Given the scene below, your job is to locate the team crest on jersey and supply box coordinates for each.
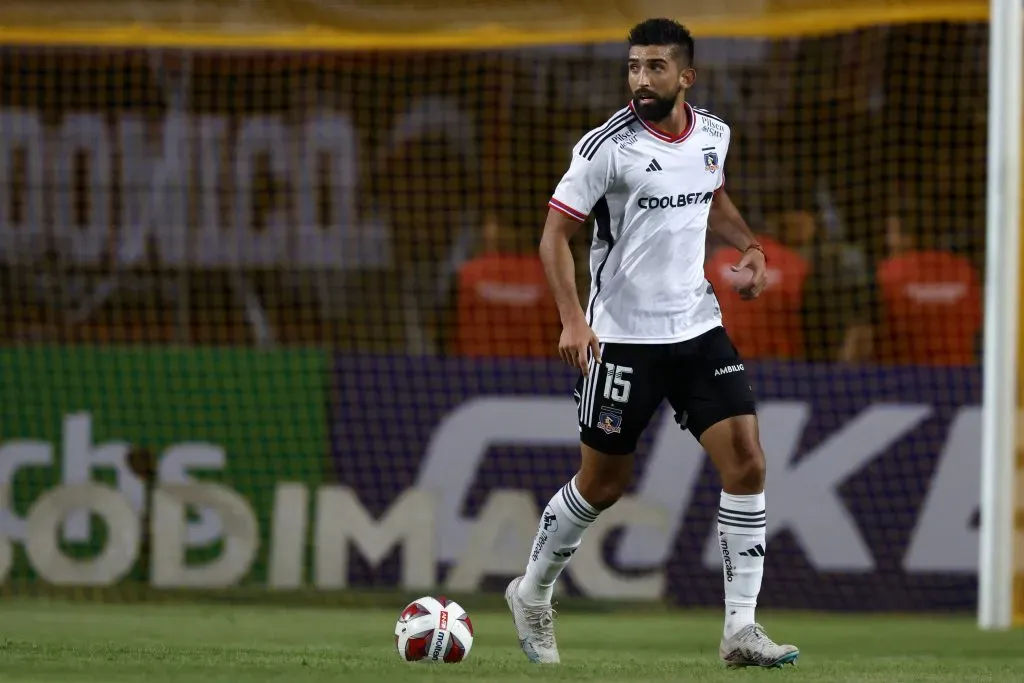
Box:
[704,151,719,173]
[597,410,623,435]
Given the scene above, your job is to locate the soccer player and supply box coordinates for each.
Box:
[505,18,800,668]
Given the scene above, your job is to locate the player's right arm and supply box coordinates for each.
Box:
[539,209,597,373]
[540,131,616,373]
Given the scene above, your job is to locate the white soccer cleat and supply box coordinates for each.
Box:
[505,576,561,664]
[719,623,799,668]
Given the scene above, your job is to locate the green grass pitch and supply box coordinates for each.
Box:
[1,600,1023,682]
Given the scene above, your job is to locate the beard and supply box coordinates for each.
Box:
[632,89,679,122]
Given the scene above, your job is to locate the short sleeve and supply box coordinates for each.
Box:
[714,128,731,192]
[548,136,615,222]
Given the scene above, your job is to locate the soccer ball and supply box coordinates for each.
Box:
[394,596,474,663]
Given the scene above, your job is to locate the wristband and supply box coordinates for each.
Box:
[744,243,765,262]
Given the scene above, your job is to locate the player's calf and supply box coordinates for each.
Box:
[517,446,628,607]
[510,449,625,664]
[517,475,601,607]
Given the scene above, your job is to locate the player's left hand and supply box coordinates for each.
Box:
[732,246,768,300]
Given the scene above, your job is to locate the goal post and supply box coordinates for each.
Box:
[979,0,1023,631]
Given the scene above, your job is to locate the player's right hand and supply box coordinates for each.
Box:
[559,321,601,374]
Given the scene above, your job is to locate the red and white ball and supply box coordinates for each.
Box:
[394,596,475,663]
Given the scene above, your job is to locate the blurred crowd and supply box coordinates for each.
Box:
[0,24,990,364]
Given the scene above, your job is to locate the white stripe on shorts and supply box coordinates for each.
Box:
[583,343,605,427]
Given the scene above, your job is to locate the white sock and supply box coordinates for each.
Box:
[518,475,600,606]
[717,491,766,639]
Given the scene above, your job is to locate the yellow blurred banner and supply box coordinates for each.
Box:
[0,0,989,49]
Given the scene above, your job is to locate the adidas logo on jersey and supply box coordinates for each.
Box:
[645,158,663,172]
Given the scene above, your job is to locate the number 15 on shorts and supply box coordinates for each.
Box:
[603,363,633,404]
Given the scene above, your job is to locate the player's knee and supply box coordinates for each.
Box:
[727,443,765,493]
[574,467,631,510]
[701,415,766,493]
[577,443,634,509]
[576,478,629,509]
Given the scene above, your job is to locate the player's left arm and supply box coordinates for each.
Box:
[708,187,768,300]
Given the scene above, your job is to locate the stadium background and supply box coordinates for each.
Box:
[0,0,1020,625]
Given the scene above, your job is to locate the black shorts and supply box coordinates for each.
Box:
[573,326,757,455]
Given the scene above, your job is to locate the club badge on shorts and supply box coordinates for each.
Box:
[597,409,623,435]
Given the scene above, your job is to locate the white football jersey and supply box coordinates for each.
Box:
[549,101,729,343]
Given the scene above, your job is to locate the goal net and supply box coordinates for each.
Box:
[0,3,1015,619]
